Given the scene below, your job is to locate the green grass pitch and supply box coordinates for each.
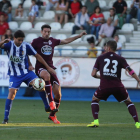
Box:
[0,99,140,140]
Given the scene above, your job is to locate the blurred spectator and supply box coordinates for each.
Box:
[0,14,9,36]
[72,6,89,34]
[15,3,24,18]
[0,0,12,22]
[87,36,97,57]
[98,18,114,47]
[126,0,140,25]
[46,0,58,11]
[55,0,68,24]
[108,8,120,37]
[88,6,104,39]
[1,29,13,41]
[113,0,127,28]
[114,34,122,55]
[85,0,99,16]
[101,42,107,54]
[65,0,82,23]
[28,0,39,27]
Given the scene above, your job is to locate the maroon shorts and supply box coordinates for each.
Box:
[36,68,60,86]
[94,87,128,102]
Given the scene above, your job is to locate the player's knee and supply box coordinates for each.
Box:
[92,96,99,102]
[43,74,50,81]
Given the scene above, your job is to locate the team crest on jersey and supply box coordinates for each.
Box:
[55,58,80,86]
[48,40,52,45]
[41,45,52,55]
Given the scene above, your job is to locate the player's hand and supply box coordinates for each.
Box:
[28,65,35,71]
[79,31,87,37]
[47,67,56,75]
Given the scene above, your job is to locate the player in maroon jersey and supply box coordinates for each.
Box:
[87,40,140,128]
[31,24,87,124]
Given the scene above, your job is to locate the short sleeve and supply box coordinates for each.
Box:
[27,44,37,56]
[31,39,37,51]
[123,1,127,7]
[94,57,100,70]
[100,13,104,18]
[3,41,11,51]
[121,57,129,69]
[53,38,61,46]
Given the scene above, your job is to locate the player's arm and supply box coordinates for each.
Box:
[0,39,10,48]
[34,53,56,75]
[126,67,140,85]
[28,56,35,71]
[60,31,87,45]
[91,68,100,79]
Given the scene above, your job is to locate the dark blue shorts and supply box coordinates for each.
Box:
[9,71,38,89]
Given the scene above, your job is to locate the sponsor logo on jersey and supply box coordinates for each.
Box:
[41,45,52,55]
[10,56,23,63]
[55,58,80,86]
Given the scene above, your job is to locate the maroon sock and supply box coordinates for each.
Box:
[91,101,99,120]
[45,81,53,103]
[126,102,139,122]
[50,98,61,117]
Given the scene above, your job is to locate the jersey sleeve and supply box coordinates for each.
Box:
[27,44,37,56]
[93,57,100,70]
[53,38,61,46]
[31,39,37,51]
[3,41,11,51]
[121,57,129,69]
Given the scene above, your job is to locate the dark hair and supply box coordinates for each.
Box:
[106,40,117,51]
[94,6,101,14]
[87,36,95,44]
[18,3,23,8]
[14,30,25,38]
[41,24,51,31]
[59,0,67,5]
[81,5,87,9]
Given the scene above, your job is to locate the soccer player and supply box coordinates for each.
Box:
[87,40,140,128]
[31,24,87,124]
[0,30,56,124]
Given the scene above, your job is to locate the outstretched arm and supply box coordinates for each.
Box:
[34,53,56,75]
[126,67,140,86]
[60,31,87,45]
[91,68,100,79]
[0,39,10,48]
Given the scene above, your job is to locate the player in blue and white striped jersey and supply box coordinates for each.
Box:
[0,30,56,124]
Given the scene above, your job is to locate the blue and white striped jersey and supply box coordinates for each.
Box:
[4,41,37,76]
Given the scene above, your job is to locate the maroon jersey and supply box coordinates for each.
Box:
[94,52,129,89]
[31,37,60,70]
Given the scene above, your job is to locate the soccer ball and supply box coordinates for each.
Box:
[33,78,45,91]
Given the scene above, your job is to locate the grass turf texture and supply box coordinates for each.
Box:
[0,99,140,140]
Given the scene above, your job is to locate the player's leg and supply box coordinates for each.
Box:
[48,76,61,124]
[124,96,140,128]
[113,87,140,128]
[2,88,18,124]
[39,69,56,111]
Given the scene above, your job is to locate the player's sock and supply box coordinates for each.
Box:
[39,91,49,109]
[45,81,54,102]
[91,101,99,119]
[126,102,139,122]
[4,99,13,120]
[49,98,60,116]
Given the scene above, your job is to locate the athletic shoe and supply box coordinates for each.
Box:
[49,101,56,110]
[2,119,8,124]
[87,119,99,127]
[135,122,140,128]
[48,116,61,124]
[45,107,59,113]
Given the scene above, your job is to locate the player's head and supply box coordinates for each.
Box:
[106,40,117,52]
[14,30,25,46]
[41,24,51,39]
